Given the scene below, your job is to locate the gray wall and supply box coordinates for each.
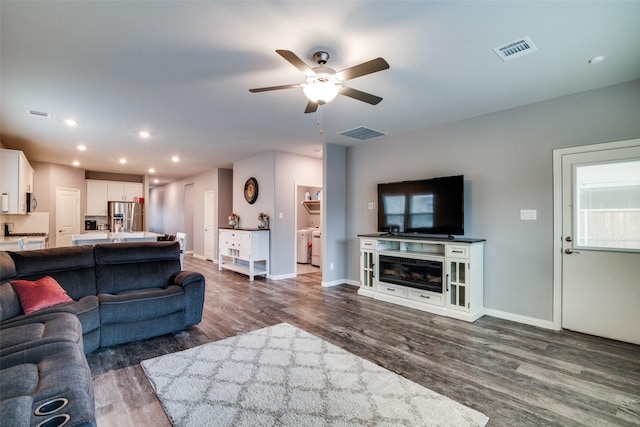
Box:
[346,80,640,322]
[233,151,322,278]
[323,144,347,285]
[148,167,232,258]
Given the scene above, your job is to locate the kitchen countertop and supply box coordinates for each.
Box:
[1,235,48,244]
[72,232,164,243]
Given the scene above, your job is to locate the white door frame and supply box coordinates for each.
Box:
[552,137,640,330]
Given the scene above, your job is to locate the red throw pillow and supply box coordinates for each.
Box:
[10,276,73,315]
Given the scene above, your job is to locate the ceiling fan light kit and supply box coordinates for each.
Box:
[303,79,340,104]
[249,49,389,115]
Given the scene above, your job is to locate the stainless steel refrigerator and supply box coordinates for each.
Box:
[108,202,144,232]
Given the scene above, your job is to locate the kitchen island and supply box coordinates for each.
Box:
[72,231,163,246]
[0,235,48,251]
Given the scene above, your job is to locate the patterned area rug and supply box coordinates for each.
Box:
[141,323,489,426]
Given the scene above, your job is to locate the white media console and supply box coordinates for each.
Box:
[358,234,485,322]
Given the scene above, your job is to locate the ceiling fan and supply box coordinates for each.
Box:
[249,50,390,114]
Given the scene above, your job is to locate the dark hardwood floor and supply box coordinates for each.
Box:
[88,255,640,426]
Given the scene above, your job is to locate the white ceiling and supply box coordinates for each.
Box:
[2,1,639,186]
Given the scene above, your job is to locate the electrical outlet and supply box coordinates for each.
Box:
[330,262,334,270]
[279,212,283,219]
[520,209,537,220]
[368,202,376,210]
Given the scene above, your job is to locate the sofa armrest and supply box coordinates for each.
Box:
[170,271,205,326]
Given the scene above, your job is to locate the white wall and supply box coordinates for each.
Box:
[346,80,640,323]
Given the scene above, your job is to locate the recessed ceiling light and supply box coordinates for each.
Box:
[77,144,86,151]
[119,158,127,164]
[154,179,159,184]
[588,55,605,65]
[72,161,80,167]
[148,168,155,174]
[171,156,179,162]
[65,119,78,127]
[138,131,150,138]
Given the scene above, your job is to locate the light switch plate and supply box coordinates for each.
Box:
[368,202,375,210]
[520,209,537,220]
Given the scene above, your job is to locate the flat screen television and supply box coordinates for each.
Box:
[377,175,464,236]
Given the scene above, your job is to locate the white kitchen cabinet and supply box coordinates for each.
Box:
[218,228,270,281]
[87,180,143,215]
[107,182,142,202]
[1,149,34,214]
[86,180,109,215]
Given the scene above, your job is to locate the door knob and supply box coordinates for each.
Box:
[564,248,580,254]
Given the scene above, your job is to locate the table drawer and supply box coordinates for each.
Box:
[446,245,468,258]
[377,282,407,298]
[408,289,443,306]
[360,239,377,250]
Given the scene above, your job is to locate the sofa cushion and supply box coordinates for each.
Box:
[0,252,17,280]
[8,246,97,299]
[0,341,96,426]
[1,297,101,354]
[0,313,83,358]
[10,276,73,315]
[98,285,185,324]
[94,242,181,293]
[0,395,32,426]
[0,281,22,322]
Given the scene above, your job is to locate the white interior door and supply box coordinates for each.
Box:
[204,190,216,261]
[56,187,80,247]
[560,141,640,345]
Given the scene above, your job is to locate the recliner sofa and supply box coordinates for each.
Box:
[0,241,206,427]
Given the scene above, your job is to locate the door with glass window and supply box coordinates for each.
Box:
[561,142,640,344]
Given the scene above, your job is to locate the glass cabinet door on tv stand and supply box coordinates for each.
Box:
[359,239,376,296]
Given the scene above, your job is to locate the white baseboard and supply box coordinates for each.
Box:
[321,279,359,287]
[270,273,297,280]
[483,308,558,330]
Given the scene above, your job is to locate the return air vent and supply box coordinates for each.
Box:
[26,109,52,119]
[493,36,538,62]
[338,126,386,141]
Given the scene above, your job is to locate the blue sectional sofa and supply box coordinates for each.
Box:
[0,241,206,427]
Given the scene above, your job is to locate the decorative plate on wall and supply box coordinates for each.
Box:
[244,177,259,204]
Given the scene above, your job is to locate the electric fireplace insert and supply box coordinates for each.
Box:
[378,254,443,293]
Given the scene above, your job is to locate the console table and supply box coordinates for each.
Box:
[358,234,485,322]
[219,228,270,281]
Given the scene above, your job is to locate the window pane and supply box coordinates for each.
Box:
[383,195,405,231]
[575,160,640,250]
[409,194,433,229]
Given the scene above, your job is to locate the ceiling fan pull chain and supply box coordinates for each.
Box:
[318,104,323,134]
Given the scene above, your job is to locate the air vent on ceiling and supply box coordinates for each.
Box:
[26,109,52,119]
[338,126,386,141]
[493,36,538,62]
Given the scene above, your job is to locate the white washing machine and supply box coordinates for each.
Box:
[297,228,314,263]
[311,230,322,267]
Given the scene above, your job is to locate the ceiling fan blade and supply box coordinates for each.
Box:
[340,87,383,105]
[276,50,315,75]
[304,100,318,114]
[339,57,390,81]
[249,84,301,93]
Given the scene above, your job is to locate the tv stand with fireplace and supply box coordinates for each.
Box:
[358,234,485,322]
